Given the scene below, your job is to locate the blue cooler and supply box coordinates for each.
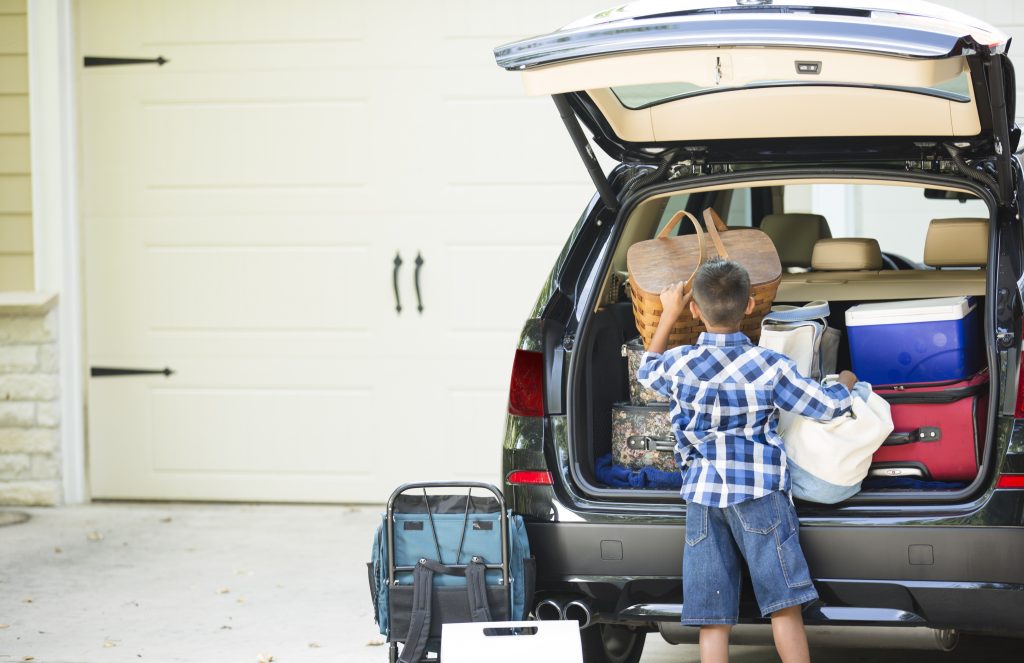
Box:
[845,296,982,386]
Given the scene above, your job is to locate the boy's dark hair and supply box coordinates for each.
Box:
[691,258,751,327]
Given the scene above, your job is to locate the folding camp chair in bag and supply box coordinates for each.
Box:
[368,482,532,663]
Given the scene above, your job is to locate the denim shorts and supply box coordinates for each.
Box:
[681,490,818,625]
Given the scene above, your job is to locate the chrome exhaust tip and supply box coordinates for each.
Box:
[534,598,564,621]
[562,599,593,629]
[934,628,959,653]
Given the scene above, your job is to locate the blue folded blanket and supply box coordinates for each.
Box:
[860,476,966,491]
[595,453,682,490]
[595,454,963,493]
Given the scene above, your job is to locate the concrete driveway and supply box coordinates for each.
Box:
[0,503,1018,662]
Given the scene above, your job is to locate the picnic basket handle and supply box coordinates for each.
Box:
[704,207,729,233]
[656,210,707,290]
[655,209,704,288]
[702,208,730,260]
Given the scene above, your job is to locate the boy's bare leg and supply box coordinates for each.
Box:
[771,605,811,663]
[699,625,731,663]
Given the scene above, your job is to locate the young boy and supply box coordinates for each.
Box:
[638,259,857,663]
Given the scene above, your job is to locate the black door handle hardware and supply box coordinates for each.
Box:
[84,56,169,68]
[393,252,403,314]
[414,252,424,314]
[90,367,174,378]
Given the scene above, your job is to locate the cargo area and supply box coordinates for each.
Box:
[569,178,995,502]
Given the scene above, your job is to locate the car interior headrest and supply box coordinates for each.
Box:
[811,238,883,271]
[924,218,988,267]
[760,213,832,269]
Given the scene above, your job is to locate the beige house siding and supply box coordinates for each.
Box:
[0,0,32,292]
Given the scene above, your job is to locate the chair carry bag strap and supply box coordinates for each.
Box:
[464,557,493,623]
[398,561,436,663]
[398,558,492,663]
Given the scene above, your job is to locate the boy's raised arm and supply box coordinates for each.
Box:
[637,282,691,397]
[648,281,690,355]
[773,359,856,421]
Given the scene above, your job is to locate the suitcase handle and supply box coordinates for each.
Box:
[627,435,675,452]
[881,427,942,446]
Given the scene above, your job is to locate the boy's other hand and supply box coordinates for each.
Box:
[660,282,691,321]
[838,370,858,390]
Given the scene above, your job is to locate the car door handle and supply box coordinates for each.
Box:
[414,252,424,314]
[393,251,403,314]
[90,366,174,378]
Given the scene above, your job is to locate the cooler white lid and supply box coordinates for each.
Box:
[845,296,975,326]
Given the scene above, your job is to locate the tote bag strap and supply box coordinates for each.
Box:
[656,210,707,290]
[763,300,831,324]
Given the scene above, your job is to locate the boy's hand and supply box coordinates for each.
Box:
[838,370,858,391]
[659,282,691,322]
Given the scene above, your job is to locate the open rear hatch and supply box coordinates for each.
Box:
[494,2,1019,505]
[495,1,1016,202]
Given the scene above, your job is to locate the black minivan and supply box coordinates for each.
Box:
[494,1,1024,660]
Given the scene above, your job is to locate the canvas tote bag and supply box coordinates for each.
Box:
[781,385,894,503]
[758,301,839,381]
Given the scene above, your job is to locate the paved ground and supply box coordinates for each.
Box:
[0,503,1019,663]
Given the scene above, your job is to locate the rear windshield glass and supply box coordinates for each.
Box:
[647,182,988,265]
[611,72,971,109]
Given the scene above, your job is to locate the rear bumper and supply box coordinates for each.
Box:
[526,521,1024,635]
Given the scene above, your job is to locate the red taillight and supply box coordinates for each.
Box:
[508,349,545,417]
[1016,353,1024,417]
[506,470,553,486]
[1016,324,1024,417]
[997,474,1024,489]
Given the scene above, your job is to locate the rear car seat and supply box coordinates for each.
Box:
[923,218,988,268]
[777,219,988,302]
[760,213,832,271]
[810,238,883,271]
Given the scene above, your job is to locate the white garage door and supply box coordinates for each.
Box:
[80,0,604,502]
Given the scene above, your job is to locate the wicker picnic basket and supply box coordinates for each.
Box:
[627,208,782,349]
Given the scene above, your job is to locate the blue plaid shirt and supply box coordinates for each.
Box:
[637,331,852,508]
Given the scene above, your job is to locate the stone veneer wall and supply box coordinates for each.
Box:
[0,293,61,505]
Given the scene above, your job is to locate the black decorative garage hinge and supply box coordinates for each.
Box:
[83,56,168,68]
[90,367,174,378]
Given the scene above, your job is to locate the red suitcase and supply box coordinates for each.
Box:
[871,370,989,482]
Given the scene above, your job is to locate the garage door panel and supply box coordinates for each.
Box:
[140,0,367,44]
[142,71,373,101]
[440,0,610,40]
[151,387,373,474]
[136,187,373,217]
[142,330,373,360]
[437,243,561,333]
[144,214,378,245]
[441,387,506,479]
[81,0,606,501]
[444,99,589,184]
[145,102,369,188]
[145,246,372,331]
[439,212,583,243]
